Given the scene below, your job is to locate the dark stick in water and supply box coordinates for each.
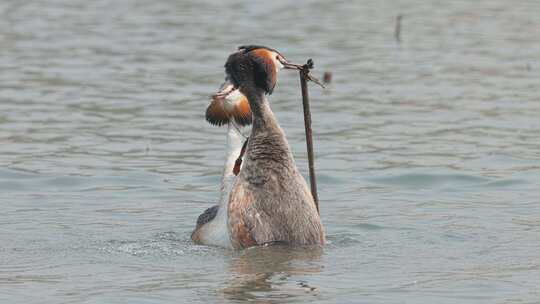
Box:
[395,14,403,44]
[299,59,321,214]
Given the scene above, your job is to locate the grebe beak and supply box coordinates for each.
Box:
[277,56,303,70]
[213,83,235,98]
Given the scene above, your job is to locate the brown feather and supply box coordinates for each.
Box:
[232,95,252,126]
[249,48,277,95]
[205,96,230,126]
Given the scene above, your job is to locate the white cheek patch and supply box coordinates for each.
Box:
[275,59,283,71]
[272,52,284,71]
[224,89,243,111]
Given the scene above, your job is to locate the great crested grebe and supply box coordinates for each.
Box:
[224,45,325,249]
[191,85,251,248]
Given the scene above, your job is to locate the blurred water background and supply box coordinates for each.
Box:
[1,0,540,303]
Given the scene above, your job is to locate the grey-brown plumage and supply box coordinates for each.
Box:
[225,47,325,249]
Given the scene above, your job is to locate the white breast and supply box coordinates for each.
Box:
[195,123,245,248]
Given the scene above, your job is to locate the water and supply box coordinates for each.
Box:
[1,0,540,303]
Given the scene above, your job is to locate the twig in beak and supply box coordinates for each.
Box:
[304,72,325,89]
[284,58,326,89]
[298,59,320,214]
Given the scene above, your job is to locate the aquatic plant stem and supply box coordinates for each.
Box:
[299,61,319,214]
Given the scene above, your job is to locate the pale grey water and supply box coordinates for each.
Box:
[1,0,540,303]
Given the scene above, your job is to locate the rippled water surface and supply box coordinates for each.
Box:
[2,0,540,303]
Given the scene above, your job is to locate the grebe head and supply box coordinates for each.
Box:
[206,83,252,127]
[224,45,302,96]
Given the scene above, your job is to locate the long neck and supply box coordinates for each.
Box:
[244,89,280,134]
[243,89,294,167]
[219,123,243,205]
